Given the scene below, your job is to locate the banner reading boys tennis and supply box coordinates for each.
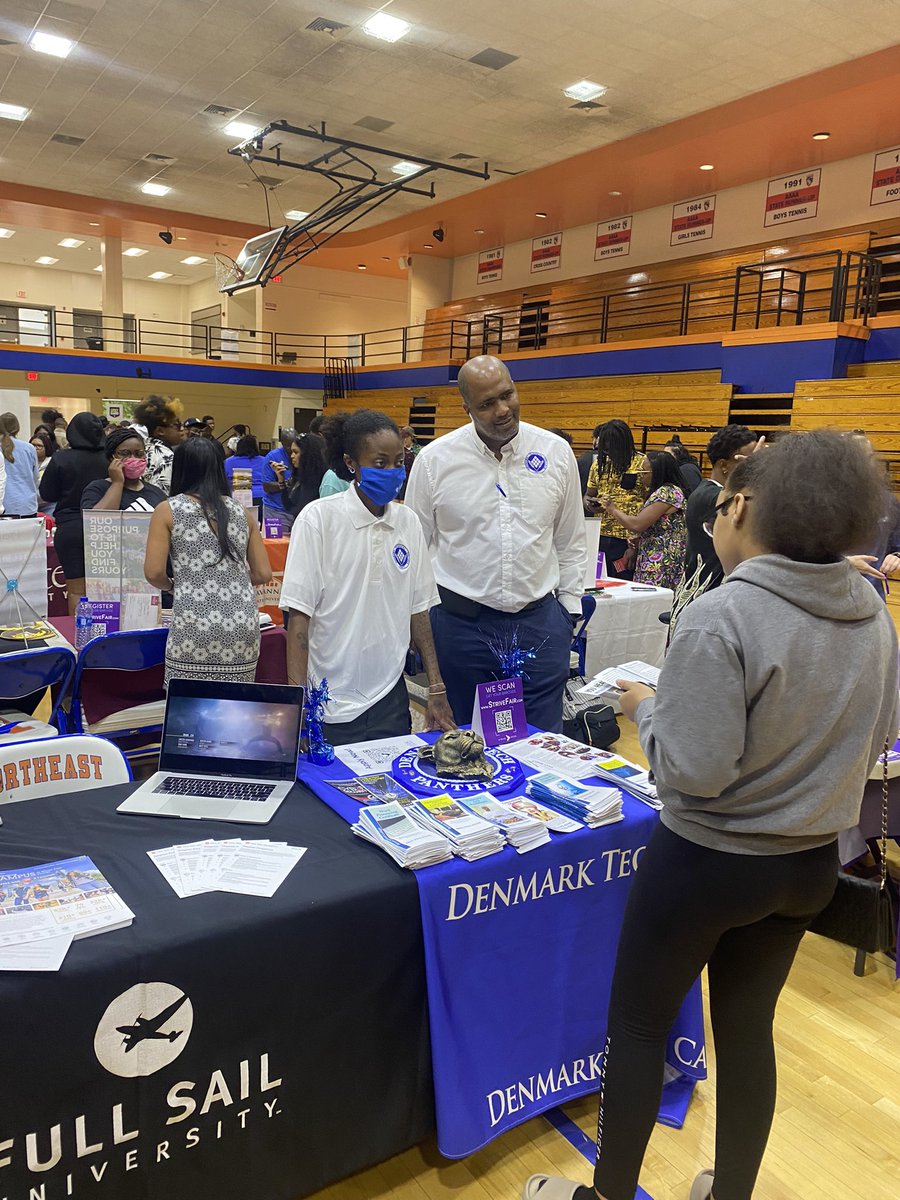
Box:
[477,246,504,285]
[764,168,821,227]
[595,216,632,260]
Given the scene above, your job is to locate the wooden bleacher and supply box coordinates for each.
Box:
[792,374,900,490]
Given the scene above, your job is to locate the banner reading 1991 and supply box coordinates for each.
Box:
[477,246,504,285]
[871,147,900,207]
[764,168,821,226]
[595,216,632,260]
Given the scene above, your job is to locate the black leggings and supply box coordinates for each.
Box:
[594,822,838,1200]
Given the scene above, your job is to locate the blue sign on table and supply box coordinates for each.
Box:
[392,745,524,797]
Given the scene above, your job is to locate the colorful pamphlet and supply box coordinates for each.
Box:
[504,796,583,833]
[410,795,505,861]
[526,771,623,828]
[353,802,452,869]
[505,731,619,781]
[459,794,550,853]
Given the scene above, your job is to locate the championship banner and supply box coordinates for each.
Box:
[764,168,821,227]
[299,733,707,1158]
[670,196,715,246]
[531,232,562,273]
[870,147,900,207]
[477,247,504,285]
[595,216,632,261]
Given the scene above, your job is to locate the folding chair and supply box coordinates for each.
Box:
[0,734,131,806]
[0,645,76,743]
[570,594,597,678]
[67,628,169,765]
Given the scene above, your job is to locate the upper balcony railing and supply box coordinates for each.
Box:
[0,249,882,372]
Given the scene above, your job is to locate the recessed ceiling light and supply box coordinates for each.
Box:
[381,256,390,261]
[141,180,171,196]
[180,255,207,265]
[224,119,262,139]
[123,247,148,257]
[36,256,58,265]
[699,164,715,171]
[535,211,548,218]
[564,80,607,103]
[58,238,84,248]
[89,222,100,227]
[93,265,103,272]
[812,131,830,140]
[357,263,367,270]
[608,190,622,197]
[0,102,29,122]
[474,228,485,234]
[423,243,433,248]
[0,228,14,238]
[149,271,172,280]
[285,209,309,221]
[362,12,411,42]
[30,31,74,57]
[391,160,423,177]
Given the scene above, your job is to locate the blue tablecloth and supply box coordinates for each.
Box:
[298,734,706,1158]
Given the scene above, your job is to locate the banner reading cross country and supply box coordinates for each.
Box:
[870,147,900,207]
[670,196,715,246]
[764,168,821,227]
[477,246,504,285]
[531,232,562,273]
[595,216,632,261]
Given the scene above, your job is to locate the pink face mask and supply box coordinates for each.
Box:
[121,457,147,480]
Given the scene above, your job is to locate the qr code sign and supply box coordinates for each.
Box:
[494,709,514,733]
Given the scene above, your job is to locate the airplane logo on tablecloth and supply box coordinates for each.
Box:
[95,982,194,1077]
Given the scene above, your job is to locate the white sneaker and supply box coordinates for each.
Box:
[690,1169,715,1200]
[522,1175,584,1200]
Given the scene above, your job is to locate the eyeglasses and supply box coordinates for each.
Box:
[161,419,182,430]
[702,494,751,539]
[114,448,146,459]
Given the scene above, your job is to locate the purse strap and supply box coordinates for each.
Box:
[880,736,890,891]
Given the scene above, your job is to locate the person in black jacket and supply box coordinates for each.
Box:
[283,433,327,516]
[38,412,108,614]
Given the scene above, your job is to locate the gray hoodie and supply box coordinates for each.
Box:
[636,554,899,854]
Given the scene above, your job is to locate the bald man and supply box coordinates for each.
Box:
[406,355,587,732]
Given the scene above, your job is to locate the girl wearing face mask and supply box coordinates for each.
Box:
[280,409,456,744]
[81,427,168,514]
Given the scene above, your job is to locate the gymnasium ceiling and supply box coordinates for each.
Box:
[0,0,899,280]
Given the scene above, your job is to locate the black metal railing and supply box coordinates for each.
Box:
[0,249,882,372]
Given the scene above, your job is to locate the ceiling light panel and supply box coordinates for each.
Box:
[0,228,14,238]
[391,161,423,177]
[180,256,207,265]
[0,103,29,121]
[224,120,262,139]
[285,210,309,220]
[564,80,607,102]
[123,247,147,257]
[149,271,172,280]
[141,181,171,196]
[36,256,58,265]
[30,31,74,57]
[362,13,411,42]
[58,238,84,248]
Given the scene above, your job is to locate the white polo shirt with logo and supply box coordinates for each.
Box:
[279,484,438,723]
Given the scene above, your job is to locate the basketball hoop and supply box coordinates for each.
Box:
[215,252,245,293]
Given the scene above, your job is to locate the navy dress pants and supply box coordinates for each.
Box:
[430,594,572,733]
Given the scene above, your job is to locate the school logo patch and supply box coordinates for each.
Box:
[392,543,411,570]
[525,453,547,474]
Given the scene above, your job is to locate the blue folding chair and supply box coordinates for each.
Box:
[0,645,76,740]
[67,628,169,765]
[570,593,597,678]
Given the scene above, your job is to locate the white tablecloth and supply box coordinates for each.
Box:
[583,583,673,709]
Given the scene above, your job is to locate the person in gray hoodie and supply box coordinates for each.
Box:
[524,429,898,1200]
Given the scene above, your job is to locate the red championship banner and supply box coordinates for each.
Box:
[595,216,632,261]
[871,147,900,207]
[670,195,715,246]
[477,246,504,285]
[531,232,562,273]
[764,168,821,227]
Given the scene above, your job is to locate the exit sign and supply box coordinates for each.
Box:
[16,290,26,299]
[26,371,40,381]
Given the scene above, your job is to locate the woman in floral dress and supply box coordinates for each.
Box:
[598,451,687,590]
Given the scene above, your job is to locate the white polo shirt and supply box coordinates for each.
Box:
[279,485,438,723]
[405,420,587,614]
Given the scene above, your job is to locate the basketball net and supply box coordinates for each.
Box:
[215,252,245,292]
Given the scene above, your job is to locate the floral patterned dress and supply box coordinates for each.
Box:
[634,483,687,590]
[165,493,260,686]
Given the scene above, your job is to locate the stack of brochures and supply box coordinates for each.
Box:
[0,856,134,973]
[148,839,307,897]
[459,794,550,853]
[353,802,452,869]
[527,772,624,828]
[502,795,584,833]
[578,659,661,699]
[409,795,505,861]
[589,751,661,809]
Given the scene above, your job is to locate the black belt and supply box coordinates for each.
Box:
[438,585,552,620]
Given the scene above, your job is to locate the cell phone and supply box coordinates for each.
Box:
[620,472,638,491]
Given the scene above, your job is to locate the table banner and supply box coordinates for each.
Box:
[299,731,706,1158]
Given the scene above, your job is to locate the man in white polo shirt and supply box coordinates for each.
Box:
[406,355,587,733]
[280,409,456,745]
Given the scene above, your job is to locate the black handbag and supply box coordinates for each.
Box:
[808,738,898,970]
[563,703,620,750]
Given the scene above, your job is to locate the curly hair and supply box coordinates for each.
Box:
[724,429,885,562]
[134,394,183,437]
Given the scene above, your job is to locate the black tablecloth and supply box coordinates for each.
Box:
[0,783,434,1200]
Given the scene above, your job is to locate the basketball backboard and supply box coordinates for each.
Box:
[217,226,289,294]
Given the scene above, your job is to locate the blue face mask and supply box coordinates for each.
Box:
[357,465,406,506]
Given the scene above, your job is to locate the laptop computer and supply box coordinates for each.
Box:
[118,678,304,825]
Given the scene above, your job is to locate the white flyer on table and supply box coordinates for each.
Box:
[214,842,307,897]
[579,660,661,699]
[0,932,73,972]
[505,731,619,780]
[335,734,424,775]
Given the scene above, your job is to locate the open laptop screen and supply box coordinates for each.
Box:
[161,680,303,782]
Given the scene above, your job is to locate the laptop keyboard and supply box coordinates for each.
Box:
[153,777,276,802]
